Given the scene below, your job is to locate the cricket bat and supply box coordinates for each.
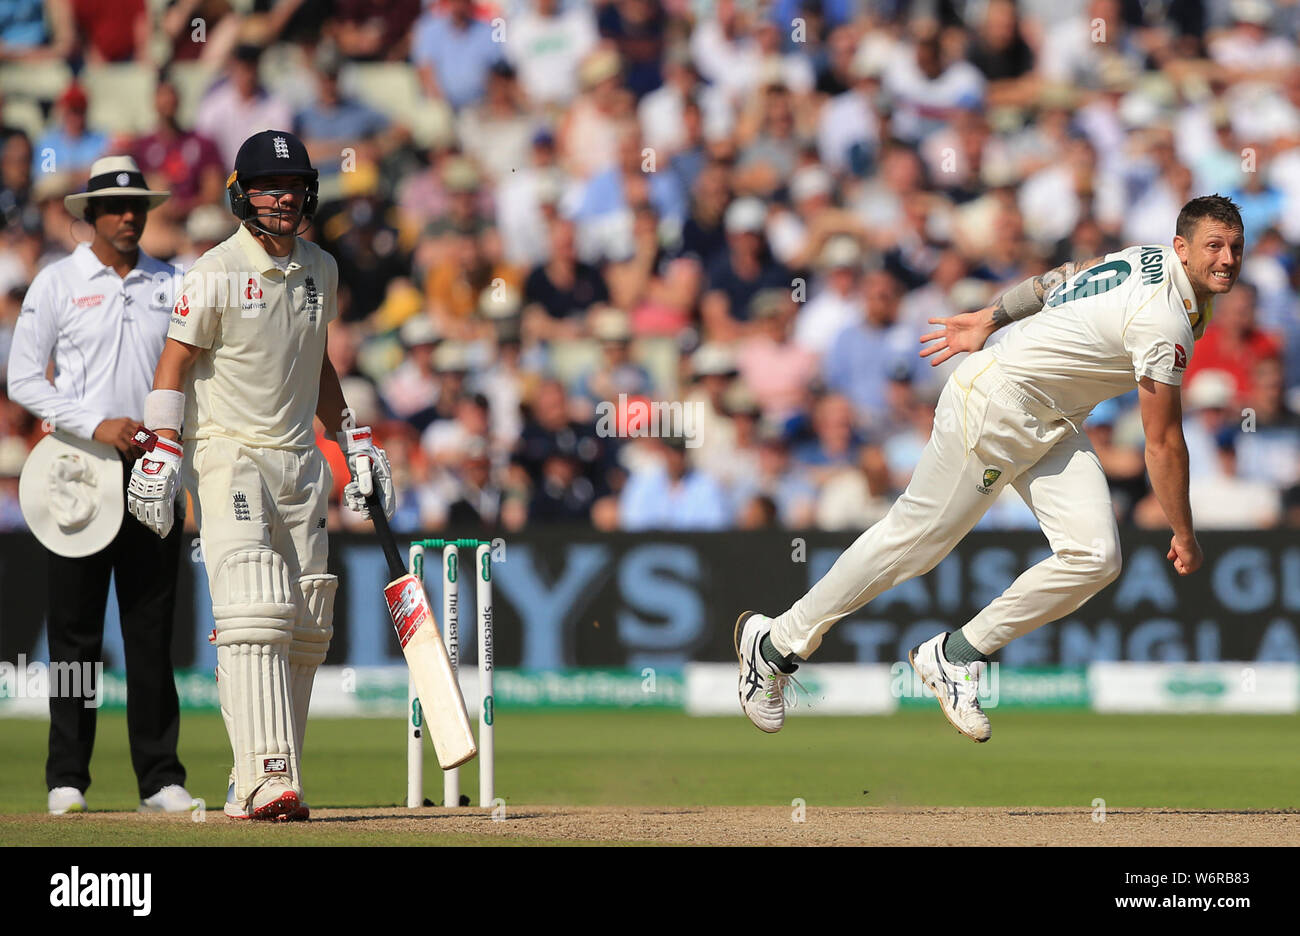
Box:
[358,456,477,770]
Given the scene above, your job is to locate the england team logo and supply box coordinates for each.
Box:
[304,276,319,324]
[273,136,290,159]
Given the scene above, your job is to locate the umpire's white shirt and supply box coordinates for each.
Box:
[7,244,175,439]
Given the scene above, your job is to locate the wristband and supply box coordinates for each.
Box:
[143,389,185,433]
[337,427,373,454]
[1000,277,1043,322]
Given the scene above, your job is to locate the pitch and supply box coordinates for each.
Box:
[2,710,1297,845]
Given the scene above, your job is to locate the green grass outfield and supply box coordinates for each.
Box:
[2,710,1297,844]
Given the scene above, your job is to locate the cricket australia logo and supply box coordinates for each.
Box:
[273,136,290,159]
[977,467,1002,495]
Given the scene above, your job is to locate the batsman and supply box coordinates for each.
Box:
[127,130,395,820]
[738,195,1244,743]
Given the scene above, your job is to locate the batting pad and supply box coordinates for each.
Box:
[289,574,337,771]
[211,548,299,802]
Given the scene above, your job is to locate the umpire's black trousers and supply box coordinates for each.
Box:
[45,507,186,799]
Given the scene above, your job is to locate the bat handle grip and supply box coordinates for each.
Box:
[360,452,405,579]
[357,453,373,497]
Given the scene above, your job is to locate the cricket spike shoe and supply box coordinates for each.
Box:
[909,631,991,743]
[226,774,309,821]
[735,611,800,733]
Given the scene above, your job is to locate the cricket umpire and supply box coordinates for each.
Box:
[127,130,394,821]
[8,156,194,814]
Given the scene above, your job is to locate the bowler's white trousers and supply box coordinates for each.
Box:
[770,348,1122,659]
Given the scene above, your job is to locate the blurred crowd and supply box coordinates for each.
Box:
[1,0,1300,534]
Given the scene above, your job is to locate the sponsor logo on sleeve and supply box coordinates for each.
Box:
[172,294,190,319]
[1174,344,1187,370]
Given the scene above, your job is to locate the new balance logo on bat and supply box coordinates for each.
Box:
[385,578,429,648]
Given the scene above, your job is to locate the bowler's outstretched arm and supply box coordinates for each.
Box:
[920,256,1109,367]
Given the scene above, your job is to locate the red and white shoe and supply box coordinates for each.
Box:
[225,775,309,821]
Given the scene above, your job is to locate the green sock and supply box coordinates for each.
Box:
[942,629,988,666]
[760,633,798,673]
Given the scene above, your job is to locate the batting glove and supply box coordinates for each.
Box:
[127,429,183,538]
[338,427,395,520]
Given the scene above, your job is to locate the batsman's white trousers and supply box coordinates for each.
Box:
[770,348,1122,659]
[185,437,331,582]
[185,437,333,801]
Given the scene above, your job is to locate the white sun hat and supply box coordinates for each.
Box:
[19,433,124,557]
[63,156,170,221]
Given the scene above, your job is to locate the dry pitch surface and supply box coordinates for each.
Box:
[6,711,1299,845]
[10,805,1299,846]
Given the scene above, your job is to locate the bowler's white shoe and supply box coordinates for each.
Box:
[139,784,197,813]
[735,611,799,733]
[909,632,991,743]
[48,786,86,814]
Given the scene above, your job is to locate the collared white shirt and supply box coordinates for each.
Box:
[990,244,1201,420]
[169,224,337,450]
[8,243,176,440]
